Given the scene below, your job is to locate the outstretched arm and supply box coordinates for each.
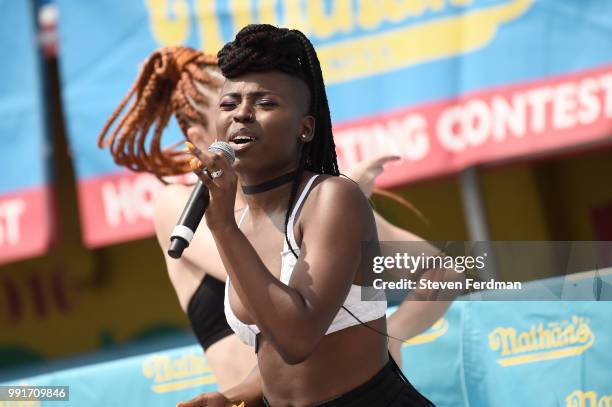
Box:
[344,155,464,365]
[377,211,460,358]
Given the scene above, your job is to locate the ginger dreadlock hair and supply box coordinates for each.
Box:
[98,46,221,181]
[218,24,339,257]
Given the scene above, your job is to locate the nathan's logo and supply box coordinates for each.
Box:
[142,352,216,393]
[488,315,595,367]
[146,0,534,84]
[403,318,448,347]
[566,390,612,407]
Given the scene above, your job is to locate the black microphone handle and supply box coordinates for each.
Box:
[167,180,210,259]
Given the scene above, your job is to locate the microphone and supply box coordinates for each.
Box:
[167,141,235,259]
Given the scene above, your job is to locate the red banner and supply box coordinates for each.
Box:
[0,187,54,264]
[335,65,612,188]
[77,66,612,248]
[78,172,195,248]
[77,172,161,248]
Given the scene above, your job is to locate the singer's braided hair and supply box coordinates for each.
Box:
[98,46,222,181]
[218,24,339,257]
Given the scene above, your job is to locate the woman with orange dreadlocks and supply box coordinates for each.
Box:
[99,44,458,398]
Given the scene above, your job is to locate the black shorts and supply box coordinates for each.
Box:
[263,355,435,406]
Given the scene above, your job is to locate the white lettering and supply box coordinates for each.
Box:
[577,78,600,125]
[525,87,552,133]
[386,115,430,160]
[463,99,491,146]
[437,105,465,151]
[599,74,612,117]
[0,199,26,246]
[491,94,526,140]
[552,83,577,129]
[335,113,430,169]
[101,175,162,228]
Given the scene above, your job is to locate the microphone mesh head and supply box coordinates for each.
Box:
[208,141,235,164]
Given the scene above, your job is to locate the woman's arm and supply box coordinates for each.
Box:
[189,140,377,364]
[210,177,375,364]
[374,211,465,366]
[343,155,464,364]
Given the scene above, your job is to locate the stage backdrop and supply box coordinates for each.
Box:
[0,1,54,265]
[55,0,612,248]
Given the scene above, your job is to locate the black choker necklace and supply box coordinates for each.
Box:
[241,171,297,195]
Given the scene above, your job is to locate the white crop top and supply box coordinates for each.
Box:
[224,175,387,347]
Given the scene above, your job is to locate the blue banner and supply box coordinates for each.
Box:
[3,299,611,406]
[0,1,53,264]
[56,0,612,247]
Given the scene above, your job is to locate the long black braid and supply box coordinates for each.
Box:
[218,24,339,258]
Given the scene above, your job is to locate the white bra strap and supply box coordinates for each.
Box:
[237,206,249,228]
[286,175,319,250]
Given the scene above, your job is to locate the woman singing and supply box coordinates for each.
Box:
[178,24,436,406]
[99,37,455,405]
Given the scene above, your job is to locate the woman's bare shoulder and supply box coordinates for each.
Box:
[310,175,369,209]
[301,175,375,236]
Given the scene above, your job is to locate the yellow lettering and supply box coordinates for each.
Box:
[576,318,592,343]
[307,0,353,38]
[538,324,555,348]
[529,325,538,349]
[383,0,426,22]
[173,356,188,378]
[162,356,174,381]
[551,324,563,346]
[517,332,532,352]
[424,0,445,11]
[142,357,161,382]
[450,0,473,5]
[194,0,224,54]
[566,390,597,407]
[145,0,190,46]
[357,0,385,29]
[230,0,254,33]
[282,0,307,32]
[488,327,516,356]
[563,323,576,346]
[258,0,279,25]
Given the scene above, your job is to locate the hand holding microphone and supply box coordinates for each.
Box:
[167,140,235,259]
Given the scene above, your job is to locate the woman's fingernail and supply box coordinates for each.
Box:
[189,158,203,171]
